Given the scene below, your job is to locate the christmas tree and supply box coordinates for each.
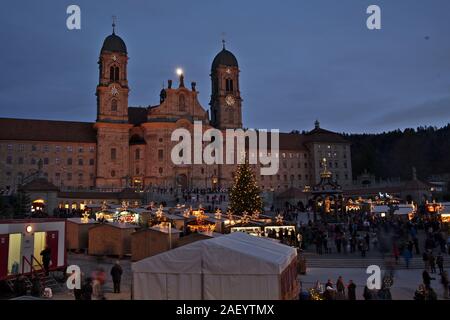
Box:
[229,161,263,215]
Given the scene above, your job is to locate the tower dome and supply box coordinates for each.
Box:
[101,32,127,54]
[211,44,238,71]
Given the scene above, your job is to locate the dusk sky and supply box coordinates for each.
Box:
[1,0,450,133]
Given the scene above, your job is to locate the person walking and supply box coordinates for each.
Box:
[347,280,356,300]
[110,261,123,294]
[363,285,372,300]
[40,246,51,275]
[436,253,444,275]
[429,252,436,274]
[440,271,449,300]
[403,248,412,269]
[336,276,345,300]
[423,251,430,271]
[422,270,435,289]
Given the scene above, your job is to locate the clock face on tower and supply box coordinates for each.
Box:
[225,95,235,106]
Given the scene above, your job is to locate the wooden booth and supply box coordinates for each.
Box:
[66,217,98,252]
[88,223,137,258]
[131,226,181,262]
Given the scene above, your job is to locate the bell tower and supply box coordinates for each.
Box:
[94,21,132,189]
[96,21,129,123]
[210,41,242,129]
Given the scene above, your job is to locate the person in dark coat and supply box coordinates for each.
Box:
[422,270,435,289]
[14,275,27,297]
[363,285,372,300]
[30,275,41,297]
[436,253,444,275]
[81,277,93,300]
[429,253,436,273]
[347,280,356,300]
[110,261,123,293]
[40,246,51,275]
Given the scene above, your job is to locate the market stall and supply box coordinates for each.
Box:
[66,216,98,252]
[88,223,138,257]
[132,232,298,300]
[131,226,181,262]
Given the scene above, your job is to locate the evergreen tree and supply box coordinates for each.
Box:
[13,191,31,216]
[229,161,263,215]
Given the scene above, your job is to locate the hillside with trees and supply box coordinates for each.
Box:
[345,124,450,180]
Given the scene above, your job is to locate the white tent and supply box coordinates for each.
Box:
[132,232,298,300]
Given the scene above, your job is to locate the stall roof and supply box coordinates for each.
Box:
[372,205,390,213]
[149,226,182,234]
[91,222,138,229]
[132,232,297,275]
[393,205,415,215]
[67,218,97,225]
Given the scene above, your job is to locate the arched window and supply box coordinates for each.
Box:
[110,66,120,82]
[111,170,116,177]
[225,79,234,92]
[179,94,186,111]
[110,66,114,81]
[115,67,120,81]
[228,108,234,123]
[111,100,118,112]
[135,149,140,160]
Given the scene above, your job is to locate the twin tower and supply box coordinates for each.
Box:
[95,29,243,129]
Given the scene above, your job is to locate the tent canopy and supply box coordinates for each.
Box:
[132,232,297,300]
[132,232,296,275]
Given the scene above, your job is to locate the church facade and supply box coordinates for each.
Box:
[0,29,352,195]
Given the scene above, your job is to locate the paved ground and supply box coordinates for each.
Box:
[299,267,450,300]
[51,253,132,300]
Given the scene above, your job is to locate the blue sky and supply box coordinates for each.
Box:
[0,0,449,133]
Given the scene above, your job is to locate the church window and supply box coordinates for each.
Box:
[111,100,118,112]
[135,149,140,160]
[158,149,164,161]
[110,66,120,82]
[228,108,234,123]
[179,94,186,111]
[111,148,117,160]
[115,67,120,82]
[225,79,234,92]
